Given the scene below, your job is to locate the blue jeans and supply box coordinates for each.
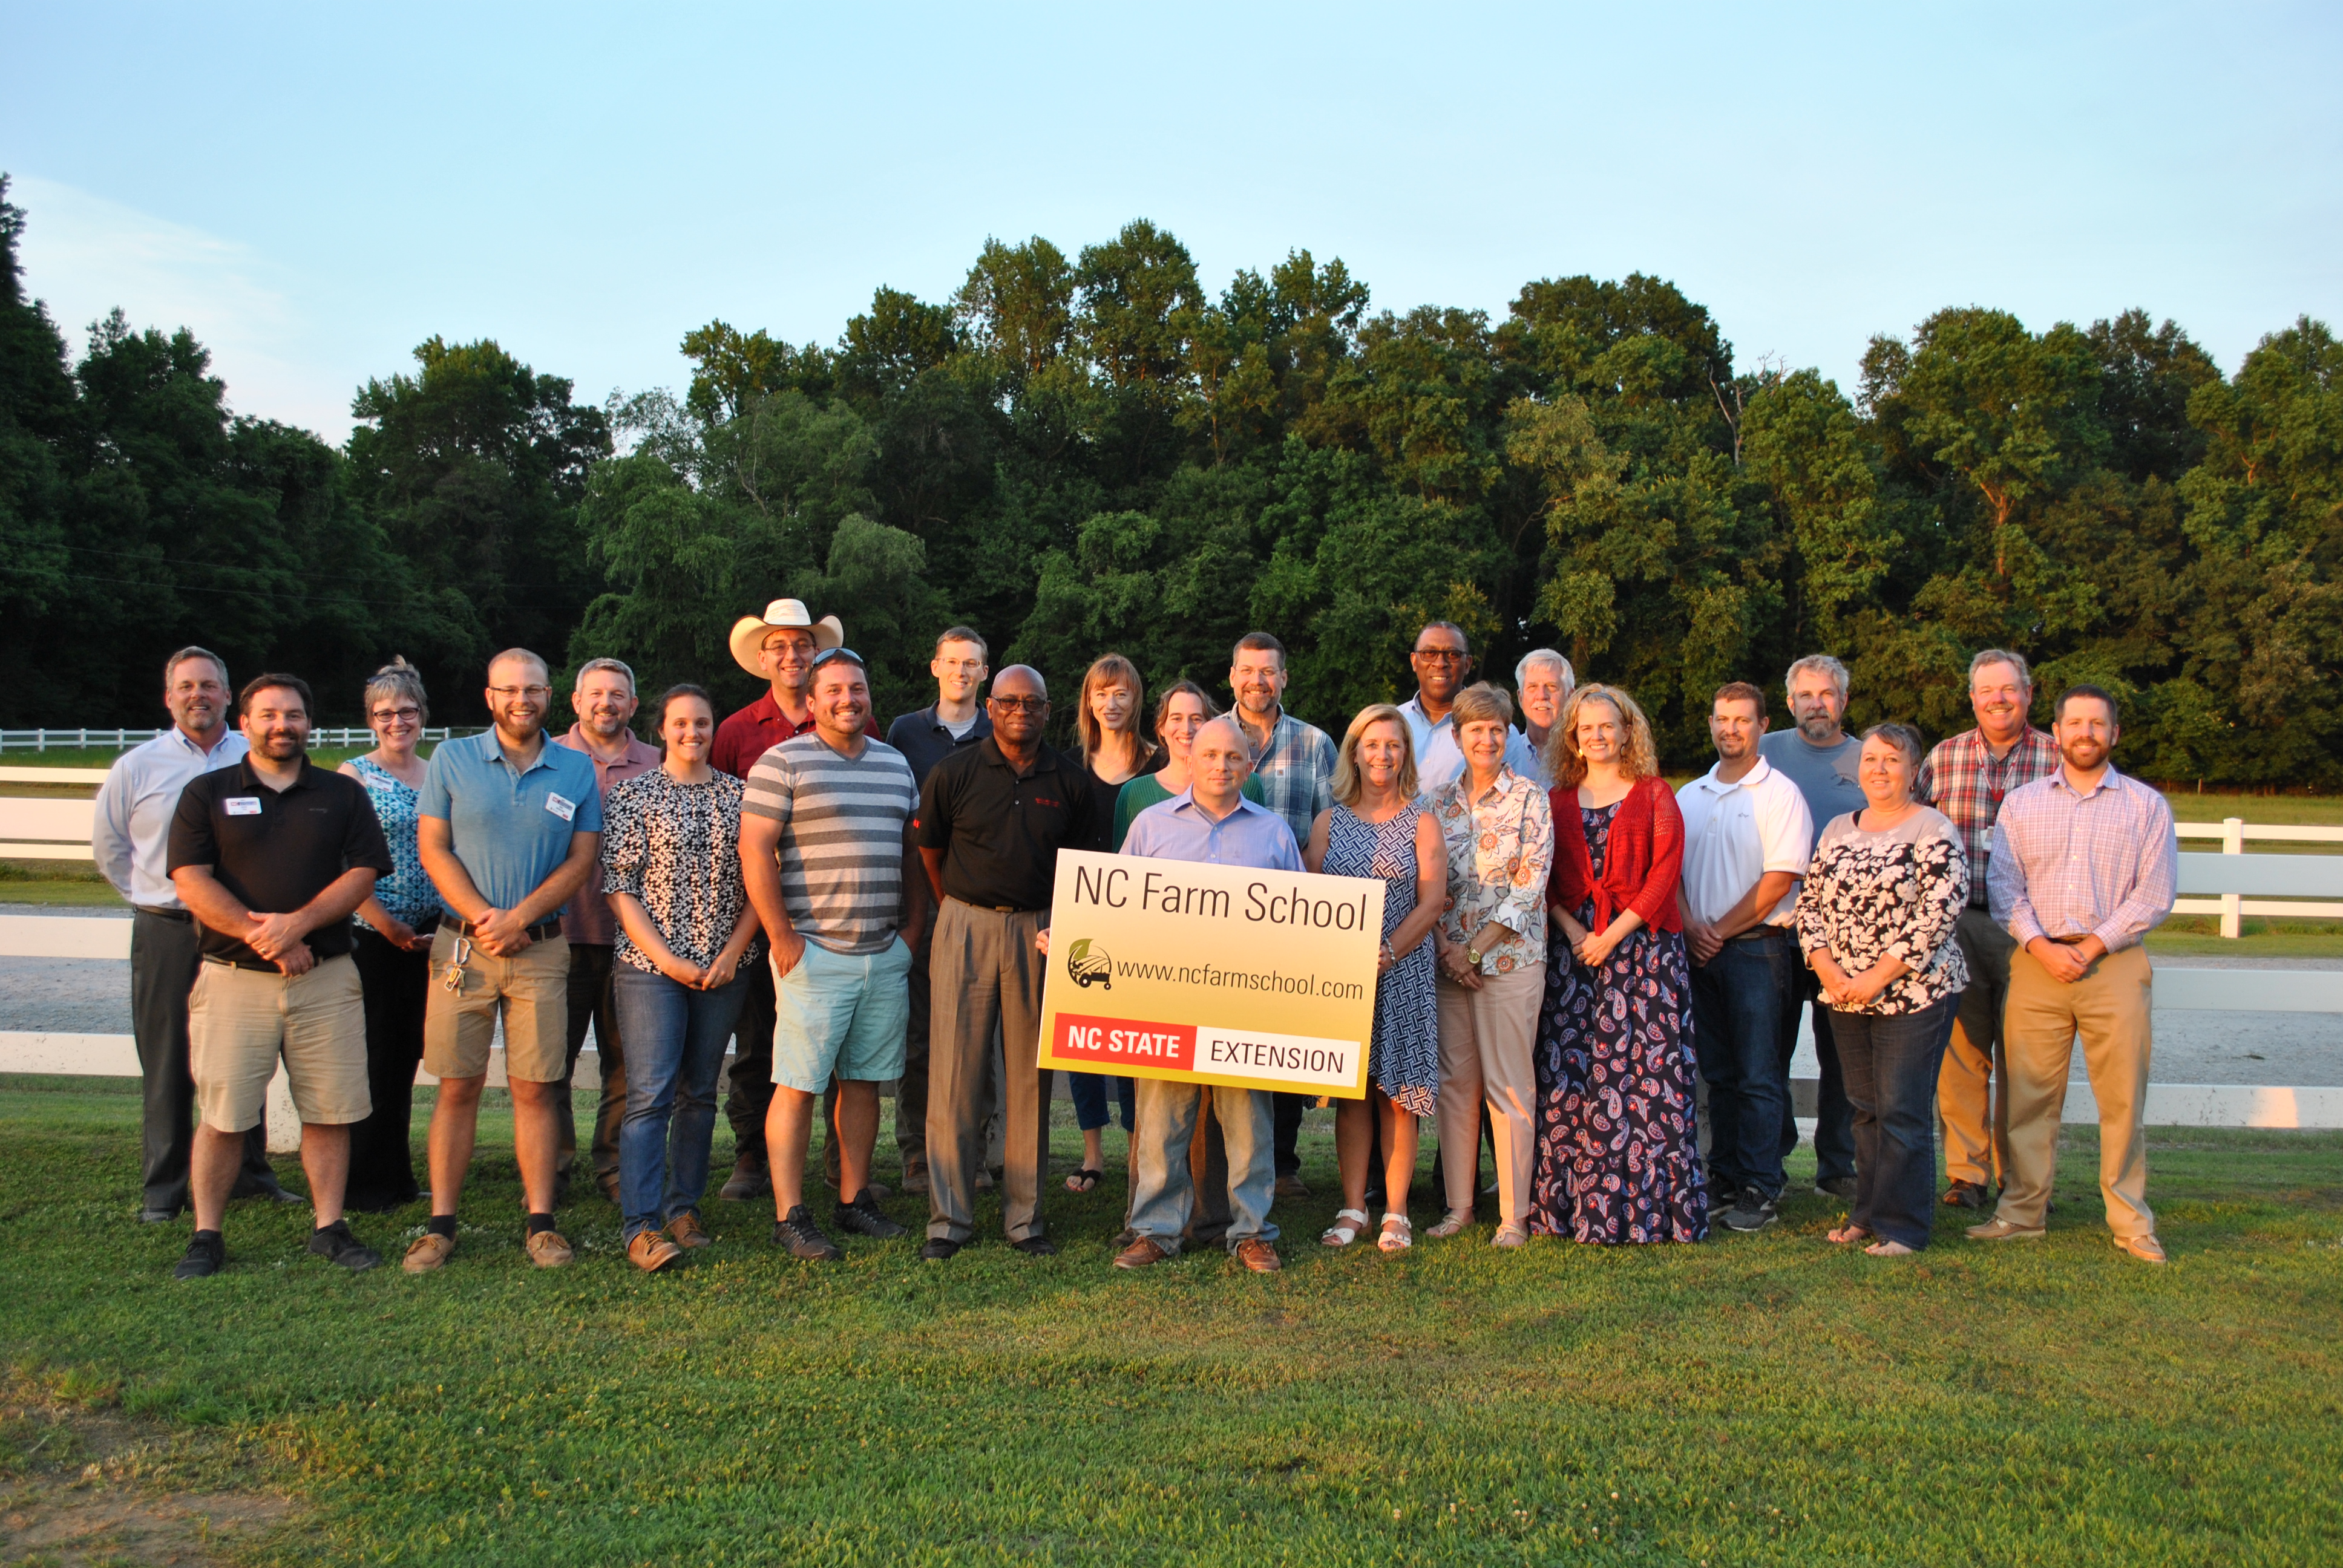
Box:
[1129,1079,1278,1249]
[613,965,750,1244]
[1067,1071,1135,1135]
[1828,998,1957,1249]
[1689,926,1794,1198]
[1782,971,1858,1183]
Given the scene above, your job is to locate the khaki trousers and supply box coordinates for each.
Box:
[1997,942,2154,1239]
[1435,965,1544,1227]
[1940,906,2016,1189]
[924,898,1051,1245]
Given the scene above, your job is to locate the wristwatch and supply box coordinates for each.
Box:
[1465,945,1484,967]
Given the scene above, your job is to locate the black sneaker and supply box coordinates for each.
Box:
[1722,1187,1780,1232]
[306,1220,382,1272]
[1011,1235,1058,1257]
[1816,1175,1859,1201]
[920,1236,962,1261]
[174,1230,225,1279]
[834,1190,906,1240]
[772,1205,842,1261]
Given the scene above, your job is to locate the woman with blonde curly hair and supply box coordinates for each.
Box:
[1530,683,1709,1244]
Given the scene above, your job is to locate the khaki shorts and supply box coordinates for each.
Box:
[422,926,569,1083]
[188,953,369,1133]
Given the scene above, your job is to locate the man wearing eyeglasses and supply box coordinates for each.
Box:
[914,665,1096,1260]
[711,599,881,1204]
[1400,622,1538,795]
[404,648,605,1273]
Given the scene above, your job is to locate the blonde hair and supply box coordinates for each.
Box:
[1332,704,1419,808]
[1076,653,1155,771]
[1548,682,1659,786]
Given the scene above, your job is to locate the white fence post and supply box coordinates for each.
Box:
[2222,816,2245,939]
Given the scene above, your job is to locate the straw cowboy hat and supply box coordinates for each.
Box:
[728,598,845,677]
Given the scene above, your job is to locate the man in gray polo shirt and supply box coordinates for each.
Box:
[741,649,923,1260]
[404,648,604,1273]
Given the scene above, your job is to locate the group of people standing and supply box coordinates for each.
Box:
[94,604,2178,1281]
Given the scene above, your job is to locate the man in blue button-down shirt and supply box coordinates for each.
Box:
[1112,716,1300,1275]
[1974,684,2177,1263]
[404,649,604,1274]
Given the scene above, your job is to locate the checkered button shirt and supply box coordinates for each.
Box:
[1916,727,2061,906]
[1986,766,2178,953]
[1245,710,1337,849]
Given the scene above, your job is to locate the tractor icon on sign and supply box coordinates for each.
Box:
[1066,937,1112,990]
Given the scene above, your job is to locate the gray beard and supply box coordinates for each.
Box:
[1798,714,1839,743]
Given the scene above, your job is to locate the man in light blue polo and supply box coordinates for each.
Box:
[403,648,604,1273]
[1110,715,1300,1275]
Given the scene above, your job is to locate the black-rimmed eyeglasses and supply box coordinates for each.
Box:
[988,695,1049,714]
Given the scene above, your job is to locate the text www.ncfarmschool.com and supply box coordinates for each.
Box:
[1112,958,1365,1001]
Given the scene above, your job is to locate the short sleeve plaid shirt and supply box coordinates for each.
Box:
[1916,727,2061,906]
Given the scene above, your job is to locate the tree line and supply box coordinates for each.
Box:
[2,176,2338,786]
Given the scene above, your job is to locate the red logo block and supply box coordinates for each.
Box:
[1054,1014,1196,1071]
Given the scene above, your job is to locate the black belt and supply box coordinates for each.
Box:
[949,896,1042,916]
[202,953,283,973]
[439,915,562,943]
[1731,925,1791,942]
[133,906,192,923]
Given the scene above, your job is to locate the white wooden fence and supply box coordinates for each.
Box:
[2174,817,2343,936]
[0,727,482,754]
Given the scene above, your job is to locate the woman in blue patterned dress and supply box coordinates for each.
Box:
[1303,705,1446,1252]
[1530,684,1709,1244]
[338,658,442,1212]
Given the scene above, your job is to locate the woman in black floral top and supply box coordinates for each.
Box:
[1792,723,1970,1256]
[601,685,764,1273]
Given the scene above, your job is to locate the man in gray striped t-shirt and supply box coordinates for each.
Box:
[740,649,923,1260]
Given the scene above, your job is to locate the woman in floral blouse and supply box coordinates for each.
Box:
[1793,723,1970,1256]
[1531,684,1708,1244]
[1429,683,1553,1246]
[602,684,764,1273]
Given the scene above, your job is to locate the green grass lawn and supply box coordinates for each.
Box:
[1,1078,2337,1566]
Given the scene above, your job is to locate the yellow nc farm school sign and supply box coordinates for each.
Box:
[1037,850,1386,1098]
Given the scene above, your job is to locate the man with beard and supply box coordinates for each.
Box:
[404,649,605,1272]
[165,675,393,1278]
[1971,686,2176,1263]
[915,665,1095,1260]
[1758,653,1867,1199]
[710,599,881,1203]
[552,656,662,1204]
[94,646,293,1221]
[1916,650,2061,1212]
[1677,682,1814,1233]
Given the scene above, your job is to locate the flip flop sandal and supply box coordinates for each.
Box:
[1377,1213,1413,1251]
[1063,1168,1103,1194]
[1426,1209,1473,1239]
[1320,1208,1369,1246]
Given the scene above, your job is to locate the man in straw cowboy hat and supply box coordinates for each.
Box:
[711,599,882,1203]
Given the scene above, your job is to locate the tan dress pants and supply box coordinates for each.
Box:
[1997,941,2154,1239]
[1940,906,2017,1189]
[1436,964,1545,1227]
[924,898,1052,1245]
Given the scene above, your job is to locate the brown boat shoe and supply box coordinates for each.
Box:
[525,1229,575,1268]
[1113,1235,1176,1270]
[667,1212,712,1249]
[628,1230,684,1273]
[1234,1238,1283,1273]
[401,1232,456,1274]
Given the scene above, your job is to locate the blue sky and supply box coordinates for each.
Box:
[6,2,2338,441]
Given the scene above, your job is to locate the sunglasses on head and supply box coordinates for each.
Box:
[810,647,865,673]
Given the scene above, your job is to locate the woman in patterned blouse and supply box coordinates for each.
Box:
[602,684,764,1273]
[1428,683,1554,1247]
[338,657,441,1212]
[1792,723,1970,1256]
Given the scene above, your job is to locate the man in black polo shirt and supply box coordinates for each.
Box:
[884,625,994,1195]
[916,664,1094,1259]
[166,675,395,1279]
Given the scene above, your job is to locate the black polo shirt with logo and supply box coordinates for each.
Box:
[917,737,1096,913]
[885,703,994,789]
[166,756,395,964]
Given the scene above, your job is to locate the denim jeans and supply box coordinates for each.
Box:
[1828,997,1957,1249]
[1067,1071,1135,1134]
[613,965,750,1243]
[1781,970,1857,1183]
[1689,926,1794,1198]
[1129,1077,1278,1249]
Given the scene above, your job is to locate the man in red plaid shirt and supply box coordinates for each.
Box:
[1914,650,2060,1211]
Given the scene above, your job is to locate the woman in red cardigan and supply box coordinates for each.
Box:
[1528,684,1711,1243]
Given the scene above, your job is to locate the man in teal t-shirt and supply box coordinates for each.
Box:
[1756,653,1864,1198]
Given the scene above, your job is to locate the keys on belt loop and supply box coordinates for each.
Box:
[442,934,474,993]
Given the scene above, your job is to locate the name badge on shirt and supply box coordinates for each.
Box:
[546,791,578,823]
[223,797,263,817]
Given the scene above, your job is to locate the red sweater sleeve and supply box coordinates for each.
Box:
[1626,777,1685,932]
